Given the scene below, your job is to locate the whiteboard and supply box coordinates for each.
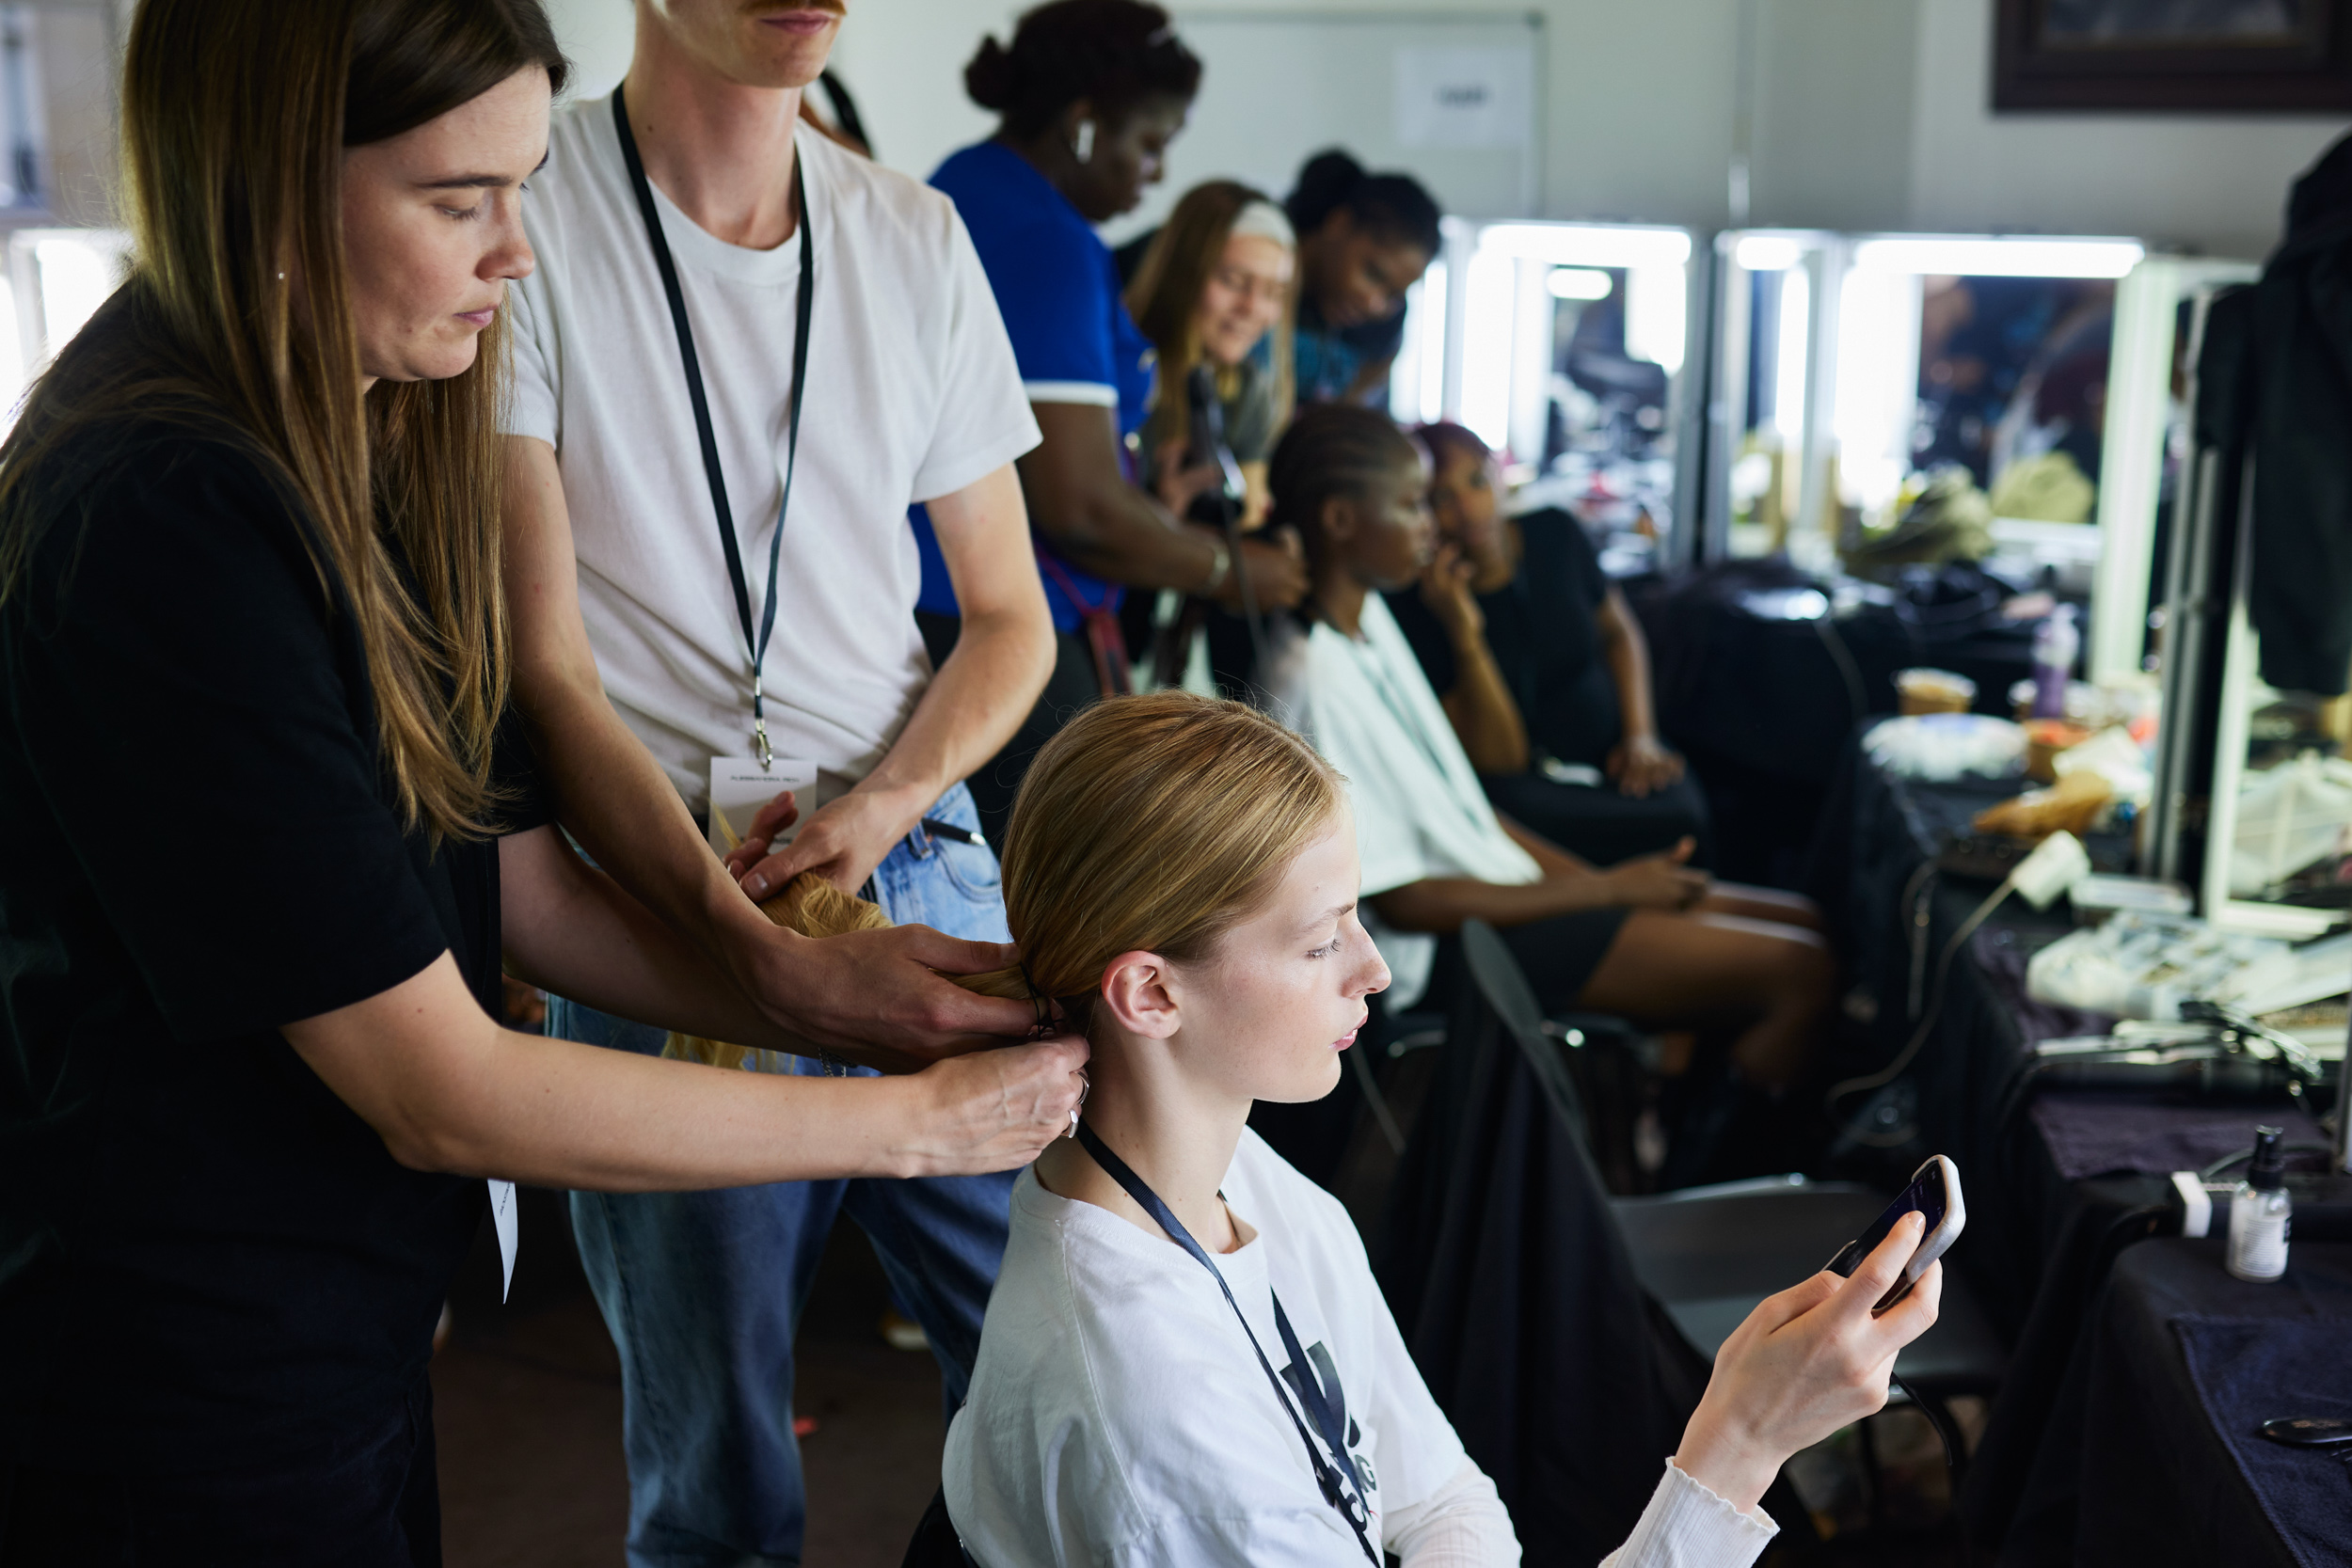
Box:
[1107,8,1545,245]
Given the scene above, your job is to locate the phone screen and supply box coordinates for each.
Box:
[1828,1164,1947,1280]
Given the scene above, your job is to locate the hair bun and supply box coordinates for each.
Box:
[963,35,1018,112]
[1284,149,1366,230]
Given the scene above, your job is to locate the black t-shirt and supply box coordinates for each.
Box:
[0,404,549,1469]
[1388,507,1624,768]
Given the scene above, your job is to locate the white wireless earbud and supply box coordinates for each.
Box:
[1073,119,1094,165]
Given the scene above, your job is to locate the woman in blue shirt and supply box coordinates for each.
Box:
[912,0,1310,843]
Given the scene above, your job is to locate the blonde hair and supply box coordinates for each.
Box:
[668,693,1345,1067]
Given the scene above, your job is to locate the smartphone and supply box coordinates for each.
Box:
[1825,1155,1964,1314]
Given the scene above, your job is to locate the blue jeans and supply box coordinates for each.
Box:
[555,782,1016,1568]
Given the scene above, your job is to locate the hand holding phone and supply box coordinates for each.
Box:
[1672,1203,1946,1513]
[1827,1155,1966,1315]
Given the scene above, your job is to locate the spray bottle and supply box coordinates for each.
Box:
[2227,1124,2291,1283]
[2031,605,2078,721]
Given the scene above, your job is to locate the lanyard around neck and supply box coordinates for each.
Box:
[612,86,814,772]
[1071,1120,1379,1565]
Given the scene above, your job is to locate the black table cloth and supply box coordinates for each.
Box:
[1996,1240,2352,1568]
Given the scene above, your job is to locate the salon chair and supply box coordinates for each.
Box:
[1458,920,2007,1479]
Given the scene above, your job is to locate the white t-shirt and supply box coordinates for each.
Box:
[506,98,1040,810]
[944,1131,1776,1568]
[945,1131,1499,1565]
[1266,597,1542,1008]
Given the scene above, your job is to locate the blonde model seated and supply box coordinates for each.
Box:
[931,692,1940,1566]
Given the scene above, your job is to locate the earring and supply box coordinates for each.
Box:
[1072,119,1094,165]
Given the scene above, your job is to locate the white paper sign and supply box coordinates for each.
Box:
[489,1178,518,1303]
[707,755,818,857]
[1392,45,1533,150]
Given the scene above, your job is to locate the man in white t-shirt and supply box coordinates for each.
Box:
[500,4,1054,1561]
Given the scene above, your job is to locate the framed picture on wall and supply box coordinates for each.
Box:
[1994,0,2352,111]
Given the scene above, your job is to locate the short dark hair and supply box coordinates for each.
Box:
[1285,149,1442,260]
[964,0,1201,136]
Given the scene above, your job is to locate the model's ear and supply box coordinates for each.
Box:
[1097,950,1180,1040]
[1319,490,1360,546]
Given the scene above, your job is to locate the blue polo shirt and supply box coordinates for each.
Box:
[911,140,1155,634]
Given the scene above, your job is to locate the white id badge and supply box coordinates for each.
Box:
[489,1178,518,1303]
[708,755,818,856]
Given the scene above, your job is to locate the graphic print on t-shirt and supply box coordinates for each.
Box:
[1284,1336,1381,1500]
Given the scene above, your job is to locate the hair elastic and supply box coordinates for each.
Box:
[1018,959,1056,1038]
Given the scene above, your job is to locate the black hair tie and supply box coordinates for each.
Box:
[1018,960,1055,1038]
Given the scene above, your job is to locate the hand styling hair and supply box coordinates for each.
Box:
[671,693,1346,1068]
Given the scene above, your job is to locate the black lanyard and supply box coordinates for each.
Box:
[1072,1120,1380,1564]
[612,86,814,772]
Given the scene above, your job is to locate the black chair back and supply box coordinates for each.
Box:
[1376,921,1708,1564]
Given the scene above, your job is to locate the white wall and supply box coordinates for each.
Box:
[1905,0,2344,260]
[540,0,2347,258]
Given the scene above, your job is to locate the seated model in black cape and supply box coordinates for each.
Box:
[0,2,1083,1560]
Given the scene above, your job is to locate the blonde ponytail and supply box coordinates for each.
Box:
[670,692,1343,1069]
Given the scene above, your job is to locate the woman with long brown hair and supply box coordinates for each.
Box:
[0,2,1081,1559]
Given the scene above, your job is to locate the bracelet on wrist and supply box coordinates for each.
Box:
[1200,534,1232,597]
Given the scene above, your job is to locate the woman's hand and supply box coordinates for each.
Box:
[1595,836,1709,911]
[1225,529,1311,611]
[1153,436,1225,520]
[897,1035,1093,1178]
[1418,541,1485,643]
[1607,733,1686,799]
[1674,1212,1945,1512]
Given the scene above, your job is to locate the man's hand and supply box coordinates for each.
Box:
[1224,529,1310,612]
[725,784,921,899]
[1608,733,1686,799]
[1418,541,1485,643]
[1594,836,1709,911]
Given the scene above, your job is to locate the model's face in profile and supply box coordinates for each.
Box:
[1195,231,1293,369]
[1163,816,1388,1105]
[650,0,844,87]
[341,67,549,388]
[1329,449,1438,593]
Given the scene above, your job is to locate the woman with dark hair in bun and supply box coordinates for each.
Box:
[1286,149,1443,406]
[910,0,1311,843]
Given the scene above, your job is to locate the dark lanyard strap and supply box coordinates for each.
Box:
[1072,1121,1378,1564]
[612,86,814,771]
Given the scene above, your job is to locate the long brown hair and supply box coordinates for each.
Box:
[669,693,1345,1068]
[0,0,566,841]
[1126,180,1296,457]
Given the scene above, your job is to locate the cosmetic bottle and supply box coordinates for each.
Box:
[2226,1124,2291,1283]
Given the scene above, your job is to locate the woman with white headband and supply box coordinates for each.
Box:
[1128,182,1299,536]
[1121,181,1304,692]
